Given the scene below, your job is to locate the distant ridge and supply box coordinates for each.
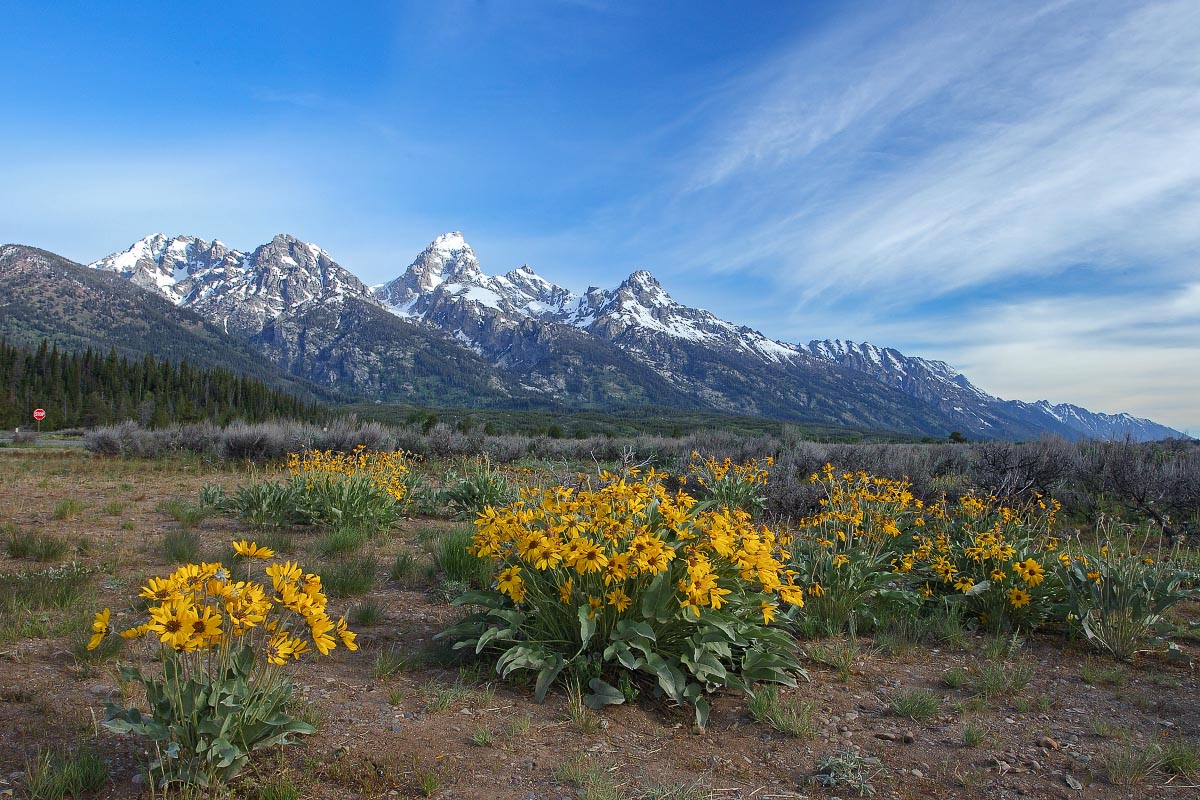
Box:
[70,232,1188,441]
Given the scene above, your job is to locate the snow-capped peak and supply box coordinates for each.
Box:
[90,232,375,337]
[802,338,994,402]
[374,232,576,322]
[90,234,238,298]
[431,231,468,254]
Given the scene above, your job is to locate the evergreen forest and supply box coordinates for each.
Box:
[0,338,325,430]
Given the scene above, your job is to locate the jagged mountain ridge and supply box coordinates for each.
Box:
[92,233,379,338]
[800,338,1182,442]
[0,244,315,397]
[87,232,1187,441]
[370,236,961,431]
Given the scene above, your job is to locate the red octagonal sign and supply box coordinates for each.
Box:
[32,408,46,421]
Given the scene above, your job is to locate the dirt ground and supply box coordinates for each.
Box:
[1,448,1198,800]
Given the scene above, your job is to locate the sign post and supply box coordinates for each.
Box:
[32,408,45,432]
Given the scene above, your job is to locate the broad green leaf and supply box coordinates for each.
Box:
[534,654,565,704]
[583,678,626,709]
[578,605,597,650]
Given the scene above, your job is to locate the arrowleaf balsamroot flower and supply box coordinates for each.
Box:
[1008,587,1032,609]
[232,539,275,559]
[93,540,357,788]
[446,464,804,729]
[86,608,111,651]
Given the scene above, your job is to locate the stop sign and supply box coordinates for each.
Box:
[32,408,45,421]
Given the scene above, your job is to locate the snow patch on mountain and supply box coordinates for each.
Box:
[91,233,377,337]
[803,339,993,400]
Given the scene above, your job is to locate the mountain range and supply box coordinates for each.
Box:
[3,231,1182,441]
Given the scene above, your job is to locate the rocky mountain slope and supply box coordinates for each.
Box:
[92,233,378,338]
[84,232,1187,441]
[0,244,313,397]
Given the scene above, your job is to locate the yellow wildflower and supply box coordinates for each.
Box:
[232,539,275,559]
[497,566,526,604]
[86,608,110,651]
[606,587,632,613]
[336,616,358,651]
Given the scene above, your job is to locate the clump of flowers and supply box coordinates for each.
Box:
[90,541,356,788]
[1060,521,1199,661]
[285,445,415,505]
[440,468,804,728]
[787,465,921,633]
[687,453,772,517]
[285,446,418,528]
[909,491,1063,630]
[227,446,419,530]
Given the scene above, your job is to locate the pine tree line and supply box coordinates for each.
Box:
[0,338,327,430]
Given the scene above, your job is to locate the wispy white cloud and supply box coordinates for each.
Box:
[673,0,1200,299]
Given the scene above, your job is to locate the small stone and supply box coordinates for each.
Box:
[87,684,111,697]
[131,775,144,786]
[901,732,916,744]
[1064,774,1083,790]
[875,732,897,741]
[911,769,924,778]
[1037,736,1060,750]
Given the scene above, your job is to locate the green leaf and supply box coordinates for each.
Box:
[741,648,800,686]
[117,664,142,683]
[452,589,505,607]
[534,654,564,704]
[486,608,525,627]
[613,619,657,642]
[578,605,597,650]
[696,612,742,643]
[474,624,516,654]
[1166,642,1193,668]
[643,653,687,703]
[233,643,255,675]
[640,572,675,623]
[682,682,710,729]
[583,678,626,709]
[603,639,641,670]
[682,648,727,684]
[497,644,547,677]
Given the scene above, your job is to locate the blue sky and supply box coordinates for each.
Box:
[4,0,1198,434]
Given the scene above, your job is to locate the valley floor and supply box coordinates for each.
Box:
[1,449,1197,800]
